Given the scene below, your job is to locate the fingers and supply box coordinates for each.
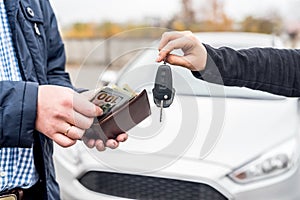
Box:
[105,139,119,149]
[116,133,128,142]
[73,92,103,117]
[59,124,85,140]
[95,140,106,151]
[83,138,106,151]
[88,138,122,151]
[52,133,77,148]
[82,132,128,152]
[163,54,192,69]
[55,130,128,150]
[157,33,194,63]
[36,85,128,150]
[82,137,95,148]
[67,111,94,130]
[156,30,208,71]
[59,93,101,131]
[36,85,105,149]
[158,31,192,51]
[157,35,182,62]
[103,133,128,149]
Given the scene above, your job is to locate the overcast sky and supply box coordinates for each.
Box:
[50,0,299,26]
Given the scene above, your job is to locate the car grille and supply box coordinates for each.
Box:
[78,171,228,200]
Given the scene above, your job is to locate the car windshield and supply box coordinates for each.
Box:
[116,32,285,100]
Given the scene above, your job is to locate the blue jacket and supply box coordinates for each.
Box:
[1,0,72,199]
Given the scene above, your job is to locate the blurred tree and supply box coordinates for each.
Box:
[200,0,233,31]
[169,0,233,32]
[63,21,164,39]
[97,22,123,38]
[240,15,283,34]
[181,0,195,24]
[210,0,225,23]
[64,22,97,38]
[61,0,288,40]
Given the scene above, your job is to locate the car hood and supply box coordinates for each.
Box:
[119,94,299,169]
[53,94,298,193]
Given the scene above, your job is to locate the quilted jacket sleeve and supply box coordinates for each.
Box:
[0,81,38,147]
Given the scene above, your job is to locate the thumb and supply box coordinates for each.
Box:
[94,105,103,116]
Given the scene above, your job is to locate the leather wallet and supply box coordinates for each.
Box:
[87,89,151,140]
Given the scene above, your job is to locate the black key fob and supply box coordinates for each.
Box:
[152,64,175,108]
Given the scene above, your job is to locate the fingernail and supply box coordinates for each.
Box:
[156,56,162,62]
[113,141,118,147]
[96,107,103,116]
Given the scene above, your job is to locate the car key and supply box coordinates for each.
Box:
[152,62,175,122]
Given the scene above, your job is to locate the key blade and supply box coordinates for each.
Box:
[160,100,163,122]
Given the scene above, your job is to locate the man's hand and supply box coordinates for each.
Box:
[80,89,128,151]
[156,31,208,71]
[82,122,128,151]
[36,85,102,147]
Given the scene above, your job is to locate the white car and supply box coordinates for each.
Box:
[54,32,300,200]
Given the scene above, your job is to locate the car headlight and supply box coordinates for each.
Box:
[228,138,300,184]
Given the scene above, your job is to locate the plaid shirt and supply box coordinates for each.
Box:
[0,0,38,191]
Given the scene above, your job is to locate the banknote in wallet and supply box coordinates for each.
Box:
[89,85,136,118]
[83,84,151,140]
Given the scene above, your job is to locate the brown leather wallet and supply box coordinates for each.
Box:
[93,89,151,140]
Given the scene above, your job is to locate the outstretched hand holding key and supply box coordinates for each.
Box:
[154,30,206,122]
[152,60,175,122]
[156,31,207,71]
